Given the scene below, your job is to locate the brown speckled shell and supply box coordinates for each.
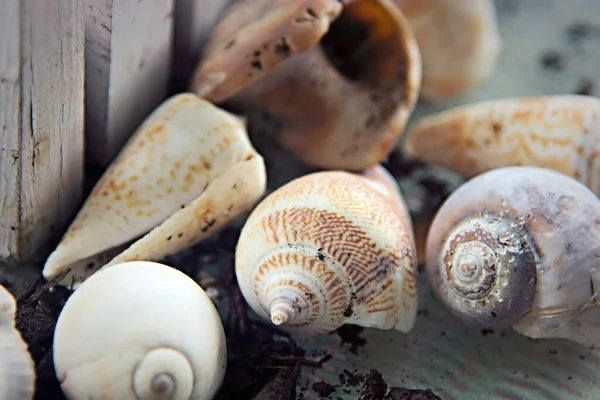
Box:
[394,0,501,101]
[403,95,600,195]
[43,93,266,286]
[235,168,417,335]
[191,0,422,171]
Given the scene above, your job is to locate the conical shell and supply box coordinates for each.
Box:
[394,0,501,101]
[235,167,417,335]
[191,0,422,171]
[426,166,600,347]
[402,95,600,194]
[52,261,227,400]
[0,285,35,400]
[43,93,267,287]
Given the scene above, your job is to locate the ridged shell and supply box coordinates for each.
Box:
[402,95,600,194]
[43,93,267,287]
[235,167,417,335]
[191,0,422,171]
[426,166,600,346]
[0,285,35,400]
[53,261,227,400]
[394,0,501,101]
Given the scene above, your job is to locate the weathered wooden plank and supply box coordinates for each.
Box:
[0,0,85,265]
[172,0,234,92]
[84,0,175,166]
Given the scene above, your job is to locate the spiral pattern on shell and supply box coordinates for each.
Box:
[426,166,600,345]
[53,261,227,400]
[235,170,417,335]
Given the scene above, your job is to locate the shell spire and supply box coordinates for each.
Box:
[235,166,418,335]
[42,93,267,287]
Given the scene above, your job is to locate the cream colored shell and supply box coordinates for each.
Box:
[426,166,600,347]
[0,285,35,400]
[191,0,422,171]
[43,93,267,287]
[53,261,227,400]
[235,167,417,335]
[394,0,501,101]
[403,95,600,195]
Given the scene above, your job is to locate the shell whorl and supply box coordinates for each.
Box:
[236,170,418,335]
[133,348,193,400]
[434,212,538,329]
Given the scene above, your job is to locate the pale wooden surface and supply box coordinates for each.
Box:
[0,0,85,266]
[172,0,234,92]
[84,0,175,166]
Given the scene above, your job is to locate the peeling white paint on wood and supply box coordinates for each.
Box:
[172,0,234,91]
[0,0,85,265]
[84,0,175,166]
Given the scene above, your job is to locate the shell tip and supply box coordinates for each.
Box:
[269,301,294,326]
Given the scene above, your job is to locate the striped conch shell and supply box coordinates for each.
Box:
[52,261,227,400]
[426,166,600,347]
[190,0,422,171]
[393,0,501,102]
[43,93,267,288]
[235,165,418,335]
[0,285,35,400]
[402,95,600,195]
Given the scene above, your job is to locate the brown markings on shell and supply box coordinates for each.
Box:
[254,252,348,328]
[404,96,599,183]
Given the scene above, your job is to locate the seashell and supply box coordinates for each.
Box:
[235,166,418,335]
[42,93,267,288]
[0,285,35,400]
[52,261,227,400]
[393,0,501,101]
[190,0,422,171]
[402,95,600,195]
[425,166,600,347]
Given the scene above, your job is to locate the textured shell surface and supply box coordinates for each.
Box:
[403,95,600,194]
[43,93,266,287]
[235,169,417,335]
[53,261,227,400]
[427,166,600,346]
[393,0,501,101]
[0,285,35,400]
[191,0,422,171]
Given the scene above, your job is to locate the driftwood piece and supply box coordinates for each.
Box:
[84,0,175,166]
[172,0,235,92]
[0,0,85,265]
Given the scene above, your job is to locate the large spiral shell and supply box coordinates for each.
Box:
[52,261,227,400]
[426,166,600,346]
[235,167,417,335]
[0,285,35,400]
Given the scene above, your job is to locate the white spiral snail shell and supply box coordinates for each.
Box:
[426,166,600,347]
[52,261,227,399]
[0,285,35,400]
[235,166,418,335]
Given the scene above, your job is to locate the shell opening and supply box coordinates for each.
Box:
[435,213,538,329]
[320,0,410,87]
[133,347,194,400]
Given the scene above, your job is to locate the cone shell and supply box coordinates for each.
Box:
[403,95,600,194]
[426,166,600,346]
[394,0,501,101]
[0,285,35,400]
[52,261,227,400]
[235,168,417,335]
[191,0,422,171]
[43,93,267,286]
